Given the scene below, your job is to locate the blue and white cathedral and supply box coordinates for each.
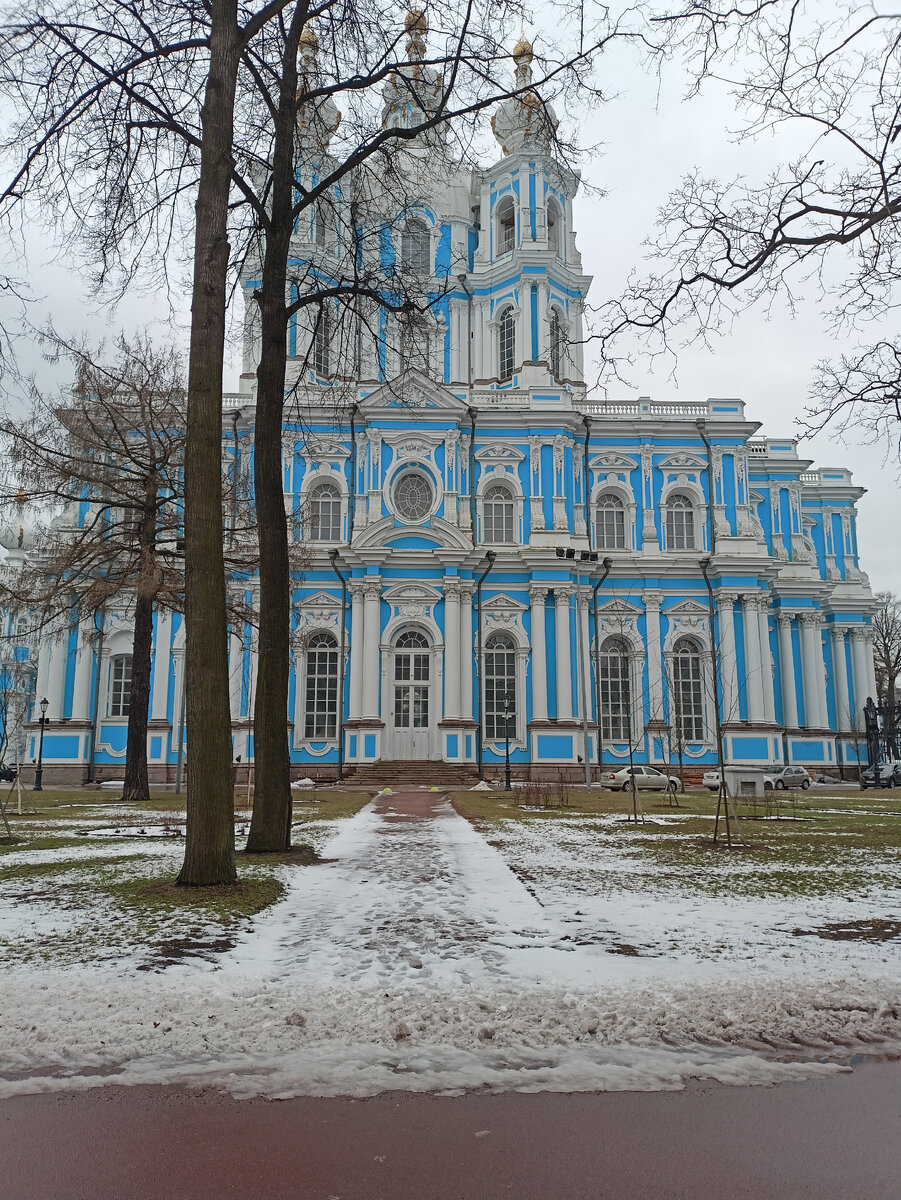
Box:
[4,18,879,784]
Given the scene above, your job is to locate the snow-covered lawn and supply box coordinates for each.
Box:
[1,787,899,1100]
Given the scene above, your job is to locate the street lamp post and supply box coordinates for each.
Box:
[33,696,48,792]
[502,691,512,792]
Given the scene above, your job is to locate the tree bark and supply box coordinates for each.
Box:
[177,0,241,886]
[245,13,306,853]
[122,589,153,804]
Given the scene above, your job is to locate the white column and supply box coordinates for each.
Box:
[149,611,172,722]
[444,581,461,720]
[361,579,381,719]
[70,619,96,720]
[228,627,244,721]
[865,631,879,706]
[45,631,68,717]
[529,585,548,721]
[777,614,798,729]
[758,603,776,725]
[850,629,870,717]
[461,584,474,721]
[831,627,850,732]
[716,592,739,723]
[799,613,824,729]
[815,618,830,730]
[742,594,765,722]
[348,583,365,720]
[643,591,664,723]
[578,591,592,721]
[554,586,574,721]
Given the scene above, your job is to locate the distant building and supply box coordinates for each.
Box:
[7,20,877,783]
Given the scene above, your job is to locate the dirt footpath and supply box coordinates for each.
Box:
[1,1062,899,1200]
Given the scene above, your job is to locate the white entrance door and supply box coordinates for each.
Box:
[392,631,432,759]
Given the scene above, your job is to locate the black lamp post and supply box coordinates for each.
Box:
[33,696,48,792]
[502,691,513,792]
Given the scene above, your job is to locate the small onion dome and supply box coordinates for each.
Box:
[405,6,427,34]
[512,35,533,61]
[298,23,319,51]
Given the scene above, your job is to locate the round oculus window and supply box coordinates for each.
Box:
[393,470,434,522]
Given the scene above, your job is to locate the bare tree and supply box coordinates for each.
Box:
[873,590,901,705]
[593,3,901,452]
[0,331,186,803]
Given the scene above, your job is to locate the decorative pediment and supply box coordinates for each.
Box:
[299,590,342,608]
[658,453,706,470]
[475,444,525,463]
[382,582,443,604]
[596,598,642,617]
[358,370,468,415]
[589,453,638,472]
[665,598,709,617]
[481,592,527,613]
[297,436,350,462]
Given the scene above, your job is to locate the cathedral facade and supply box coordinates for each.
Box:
[8,24,878,784]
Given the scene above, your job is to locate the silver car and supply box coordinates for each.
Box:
[601,765,678,792]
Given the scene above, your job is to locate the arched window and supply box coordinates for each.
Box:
[304,632,338,739]
[308,481,342,541]
[547,198,561,255]
[14,617,27,642]
[483,485,515,544]
[598,636,631,742]
[312,309,331,377]
[393,471,434,523]
[671,637,705,742]
[549,307,565,379]
[401,217,430,275]
[109,654,132,718]
[498,306,515,379]
[484,631,516,742]
[394,630,430,729]
[496,196,515,254]
[596,493,626,550]
[665,493,696,550]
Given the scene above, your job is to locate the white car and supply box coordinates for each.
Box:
[601,765,678,792]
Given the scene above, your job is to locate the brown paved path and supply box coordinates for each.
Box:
[1,1063,899,1199]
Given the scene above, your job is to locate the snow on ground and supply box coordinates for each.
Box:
[1,795,899,1100]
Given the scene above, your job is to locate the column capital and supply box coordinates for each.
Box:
[716,590,737,609]
[776,611,794,628]
[741,592,762,612]
[552,584,575,600]
[528,583,549,602]
[799,610,823,628]
[443,581,463,600]
[362,579,382,601]
[348,580,367,599]
[848,626,867,642]
[642,590,663,609]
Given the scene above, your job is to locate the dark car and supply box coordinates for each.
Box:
[861,763,895,789]
[0,764,18,783]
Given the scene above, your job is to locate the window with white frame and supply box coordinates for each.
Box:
[401,217,430,275]
[304,632,338,738]
[484,631,516,741]
[312,308,331,377]
[498,306,515,379]
[549,306,565,379]
[547,197,561,255]
[109,654,132,718]
[496,195,515,254]
[597,636,631,741]
[393,630,430,728]
[596,492,626,550]
[671,637,705,742]
[665,492,696,550]
[483,484,515,544]
[393,470,434,522]
[308,481,342,541]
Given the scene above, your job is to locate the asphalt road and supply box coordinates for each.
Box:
[1,1062,899,1199]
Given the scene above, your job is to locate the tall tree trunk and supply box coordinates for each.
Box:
[246,12,305,853]
[123,589,153,804]
[177,0,241,886]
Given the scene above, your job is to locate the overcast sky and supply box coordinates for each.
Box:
[2,9,898,593]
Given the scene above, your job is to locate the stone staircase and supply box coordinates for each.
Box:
[341,761,480,789]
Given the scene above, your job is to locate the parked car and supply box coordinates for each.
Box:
[0,764,17,783]
[702,769,775,792]
[769,766,811,790]
[861,763,897,789]
[601,765,678,792]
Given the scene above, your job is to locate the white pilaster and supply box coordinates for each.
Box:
[742,594,765,722]
[831,627,850,732]
[776,614,798,729]
[529,585,548,721]
[45,631,68,718]
[361,579,381,719]
[554,586,574,721]
[850,628,870,720]
[799,612,824,729]
[643,591,664,723]
[149,612,172,723]
[444,581,461,720]
[70,620,96,721]
[716,593,739,723]
[758,602,776,724]
[578,590,591,721]
[461,584,474,720]
[348,582,365,720]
